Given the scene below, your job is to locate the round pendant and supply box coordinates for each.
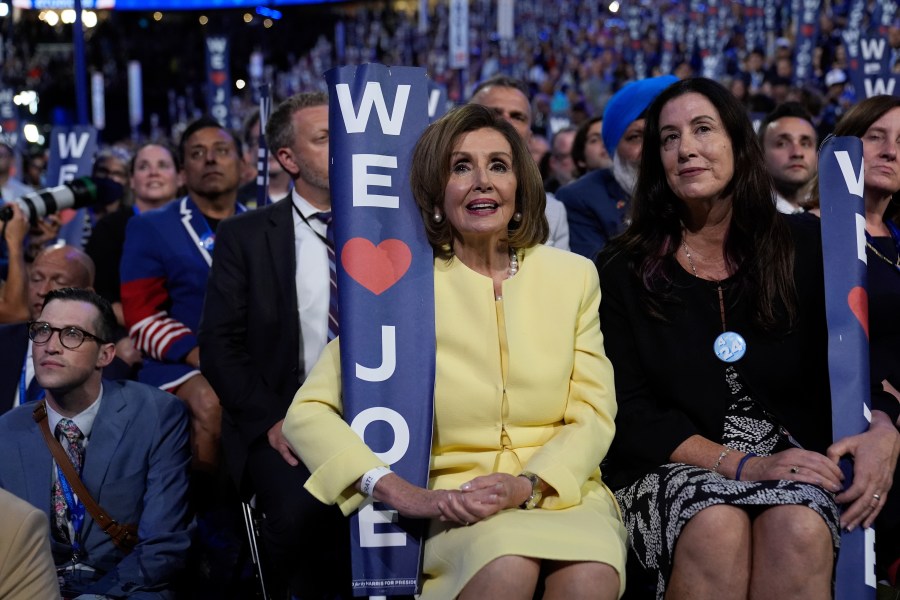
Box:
[714,331,747,363]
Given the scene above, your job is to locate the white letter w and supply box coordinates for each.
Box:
[834,151,864,198]
[336,82,410,136]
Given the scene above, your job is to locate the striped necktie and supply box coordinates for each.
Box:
[313,211,339,341]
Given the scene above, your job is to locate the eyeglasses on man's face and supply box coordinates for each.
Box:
[28,321,108,350]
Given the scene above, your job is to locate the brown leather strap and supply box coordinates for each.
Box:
[33,401,138,553]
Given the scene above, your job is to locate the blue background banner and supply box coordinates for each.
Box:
[848,35,900,99]
[819,135,876,599]
[326,63,434,597]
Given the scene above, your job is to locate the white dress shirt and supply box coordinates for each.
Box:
[291,189,332,377]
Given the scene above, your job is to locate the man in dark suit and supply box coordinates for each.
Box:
[0,245,132,414]
[0,287,192,598]
[199,91,351,599]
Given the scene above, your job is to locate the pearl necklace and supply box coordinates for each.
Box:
[495,249,519,301]
[508,248,519,278]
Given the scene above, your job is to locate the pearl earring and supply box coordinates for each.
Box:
[433,211,443,223]
[513,212,522,222]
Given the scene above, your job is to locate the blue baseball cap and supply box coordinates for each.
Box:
[602,75,679,155]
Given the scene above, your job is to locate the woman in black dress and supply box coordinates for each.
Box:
[597,78,900,599]
[829,94,900,584]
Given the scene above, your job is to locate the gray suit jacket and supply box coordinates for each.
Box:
[0,380,192,599]
[544,194,570,251]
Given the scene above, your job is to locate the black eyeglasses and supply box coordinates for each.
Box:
[28,321,108,349]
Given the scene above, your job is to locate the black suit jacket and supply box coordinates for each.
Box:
[199,196,304,490]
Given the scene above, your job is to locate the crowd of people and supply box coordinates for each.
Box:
[0,3,897,599]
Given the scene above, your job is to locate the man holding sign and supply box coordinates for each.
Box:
[200,92,352,599]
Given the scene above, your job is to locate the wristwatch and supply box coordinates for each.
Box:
[518,471,543,510]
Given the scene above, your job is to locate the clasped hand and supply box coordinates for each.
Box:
[435,473,531,526]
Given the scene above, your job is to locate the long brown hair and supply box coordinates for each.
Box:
[599,78,797,330]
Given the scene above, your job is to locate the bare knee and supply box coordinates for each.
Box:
[754,505,832,560]
[459,555,540,600]
[544,561,619,600]
[677,505,752,563]
[666,506,753,600]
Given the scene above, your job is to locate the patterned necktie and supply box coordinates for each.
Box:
[51,418,85,543]
[313,211,339,341]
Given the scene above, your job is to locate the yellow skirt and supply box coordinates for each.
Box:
[420,478,627,599]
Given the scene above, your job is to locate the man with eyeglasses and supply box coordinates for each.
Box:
[0,245,132,414]
[0,287,192,598]
[121,117,246,474]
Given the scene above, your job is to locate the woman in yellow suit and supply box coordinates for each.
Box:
[283,104,627,599]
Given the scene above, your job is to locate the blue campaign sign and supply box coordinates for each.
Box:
[792,0,819,84]
[427,81,448,122]
[46,125,97,187]
[818,136,876,599]
[46,125,99,248]
[327,63,433,597]
[205,36,231,127]
[849,36,900,98]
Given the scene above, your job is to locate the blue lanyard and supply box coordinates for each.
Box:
[19,353,44,405]
[57,464,86,554]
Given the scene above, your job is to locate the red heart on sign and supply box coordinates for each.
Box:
[210,71,227,87]
[847,286,869,340]
[341,238,412,296]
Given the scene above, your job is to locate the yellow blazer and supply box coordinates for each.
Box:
[284,243,617,513]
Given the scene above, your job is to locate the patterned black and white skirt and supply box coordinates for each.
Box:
[615,367,841,599]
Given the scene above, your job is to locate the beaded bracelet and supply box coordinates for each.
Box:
[712,447,732,474]
[735,452,757,481]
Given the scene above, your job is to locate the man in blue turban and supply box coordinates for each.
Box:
[557,75,678,259]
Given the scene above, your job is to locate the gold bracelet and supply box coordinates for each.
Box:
[713,447,732,474]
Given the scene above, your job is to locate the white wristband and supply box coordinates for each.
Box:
[360,466,392,496]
